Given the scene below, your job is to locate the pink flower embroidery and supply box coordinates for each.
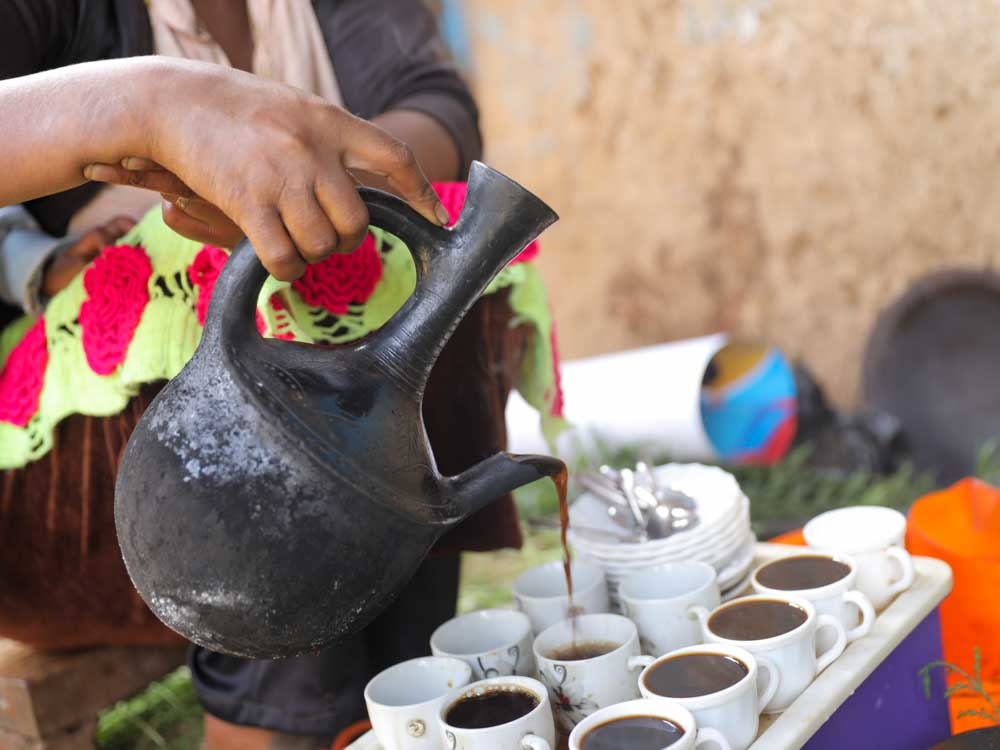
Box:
[80,244,152,375]
[434,182,540,264]
[188,245,229,325]
[0,317,49,426]
[267,297,295,340]
[189,246,293,339]
[292,233,382,314]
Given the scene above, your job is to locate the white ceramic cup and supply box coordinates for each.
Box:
[430,609,536,681]
[633,645,779,750]
[365,656,474,750]
[804,506,915,610]
[690,594,847,713]
[568,698,732,750]
[438,676,555,750]
[751,553,876,651]
[532,612,647,734]
[620,561,721,657]
[512,560,609,634]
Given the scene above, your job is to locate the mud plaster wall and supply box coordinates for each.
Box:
[459,0,1000,405]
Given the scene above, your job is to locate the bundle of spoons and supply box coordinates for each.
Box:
[574,462,699,543]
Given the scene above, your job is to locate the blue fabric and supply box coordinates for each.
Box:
[700,348,797,461]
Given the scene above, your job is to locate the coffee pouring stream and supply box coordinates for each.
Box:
[114,162,564,658]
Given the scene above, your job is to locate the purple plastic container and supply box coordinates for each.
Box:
[805,609,950,749]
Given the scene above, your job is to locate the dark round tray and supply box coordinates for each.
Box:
[863,269,1000,484]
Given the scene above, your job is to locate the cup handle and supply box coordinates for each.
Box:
[815,614,847,672]
[756,655,781,711]
[695,726,733,750]
[687,604,711,639]
[885,546,915,597]
[842,590,876,642]
[628,655,656,672]
[521,733,552,750]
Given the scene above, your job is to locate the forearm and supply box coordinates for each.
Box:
[319,0,480,186]
[0,59,160,206]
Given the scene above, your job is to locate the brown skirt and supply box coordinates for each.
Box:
[0,292,527,649]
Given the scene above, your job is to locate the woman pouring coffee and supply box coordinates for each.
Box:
[0,2,564,747]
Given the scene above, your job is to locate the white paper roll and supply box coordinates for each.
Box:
[506,334,728,462]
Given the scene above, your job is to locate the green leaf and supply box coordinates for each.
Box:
[919,647,1000,725]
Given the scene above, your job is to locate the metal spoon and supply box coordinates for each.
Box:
[577,472,628,507]
[655,486,699,532]
[616,468,649,537]
[632,461,661,510]
[656,485,698,512]
[631,484,675,539]
[576,472,639,533]
[634,459,656,486]
[598,464,621,488]
[634,461,699,537]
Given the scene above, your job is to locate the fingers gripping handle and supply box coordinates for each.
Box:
[207,186,445,357]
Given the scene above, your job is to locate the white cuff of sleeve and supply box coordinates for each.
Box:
[0,229,76,317]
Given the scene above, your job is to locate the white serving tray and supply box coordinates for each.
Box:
[348,543,952,750]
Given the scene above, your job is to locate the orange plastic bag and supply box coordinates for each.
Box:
[769,528,806,546]
[908,478,1000,733]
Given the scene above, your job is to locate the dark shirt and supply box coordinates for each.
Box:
[0,0,482,237]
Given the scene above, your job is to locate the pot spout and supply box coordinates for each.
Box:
[444,452,567,526]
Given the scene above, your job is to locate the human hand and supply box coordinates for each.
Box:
[83,157,246,248]
[42,216,136,297]
[83,61,449,280]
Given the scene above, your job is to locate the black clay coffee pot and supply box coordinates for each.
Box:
[115,162,562,658]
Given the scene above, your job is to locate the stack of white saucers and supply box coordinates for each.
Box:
[568,463,756,607]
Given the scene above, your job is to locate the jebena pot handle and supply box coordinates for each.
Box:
[206,161,559,401]
[209,186,443,354]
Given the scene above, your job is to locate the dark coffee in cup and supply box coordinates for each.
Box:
[581,715,685,749]
[755,555,850,591]
[708,598,808,640]
[643,652,749,698]
[445,687,539,729]
[549,640,620,661]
